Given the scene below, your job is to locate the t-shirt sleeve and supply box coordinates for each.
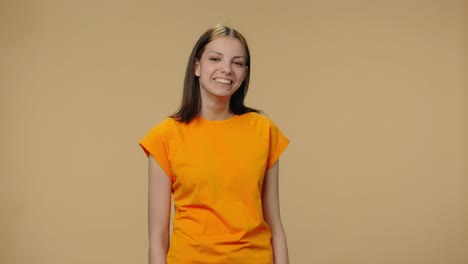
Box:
[138,119,175,182]
[266,120,289,170]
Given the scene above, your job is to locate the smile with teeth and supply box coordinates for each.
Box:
[214,78,233,84]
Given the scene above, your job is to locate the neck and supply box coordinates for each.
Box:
[199,96,233,121]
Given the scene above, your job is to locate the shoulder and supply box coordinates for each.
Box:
[144,117,189,140]
[239,112,279,129]
[234,112,287,141]
[241,112,288,139]
[240,112,270,123]
[152,117,187,131]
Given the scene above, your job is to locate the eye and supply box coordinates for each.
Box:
[233,61,245,67]
[209,57,220,62]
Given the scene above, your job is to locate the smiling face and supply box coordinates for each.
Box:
[194,36,248,101]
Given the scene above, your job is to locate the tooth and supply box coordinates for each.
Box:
[215,78,231,84]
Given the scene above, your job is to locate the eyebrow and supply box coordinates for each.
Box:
[208,51,246,59]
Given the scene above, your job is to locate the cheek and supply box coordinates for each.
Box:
[238,68,247,81]
[201,64,215,75]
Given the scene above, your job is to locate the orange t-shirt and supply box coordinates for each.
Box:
[139,112,289,264]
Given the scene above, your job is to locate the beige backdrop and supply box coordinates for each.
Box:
[1,0,467,263]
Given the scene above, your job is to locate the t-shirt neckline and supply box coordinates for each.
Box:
[196,114,242,125]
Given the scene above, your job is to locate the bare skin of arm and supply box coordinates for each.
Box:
[148,155,172,264]
[262,160,290,264]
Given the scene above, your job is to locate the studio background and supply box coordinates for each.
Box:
[1,0,467,263]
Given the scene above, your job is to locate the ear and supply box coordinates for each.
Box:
[194,59,200,77]
[242,66,248,81]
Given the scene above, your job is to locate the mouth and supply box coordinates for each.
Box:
[213,78,233,84]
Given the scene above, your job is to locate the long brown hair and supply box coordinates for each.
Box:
[171,25,260,123]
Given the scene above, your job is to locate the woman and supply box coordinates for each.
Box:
[139,24,290,264]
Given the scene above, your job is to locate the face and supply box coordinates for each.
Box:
[194,36,248,100]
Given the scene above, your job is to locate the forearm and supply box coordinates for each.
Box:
[149,248,167,264]
[272,229,289,264]
[148,231,169,264]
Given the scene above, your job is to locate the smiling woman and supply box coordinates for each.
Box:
[194,37,248,109]
[139,25,290,264]
[171,25,260,123]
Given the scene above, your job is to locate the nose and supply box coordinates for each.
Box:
[220,61,232,74]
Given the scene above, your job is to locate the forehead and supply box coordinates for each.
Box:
[203,36,246,58]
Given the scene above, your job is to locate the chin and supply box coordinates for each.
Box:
[214,92,234,99]
[201,85,239,99]
[210,88,236,97]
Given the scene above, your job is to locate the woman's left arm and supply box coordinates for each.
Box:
[262,160,289,264]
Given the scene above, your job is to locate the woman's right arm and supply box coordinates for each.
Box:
[148,155,172,264]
